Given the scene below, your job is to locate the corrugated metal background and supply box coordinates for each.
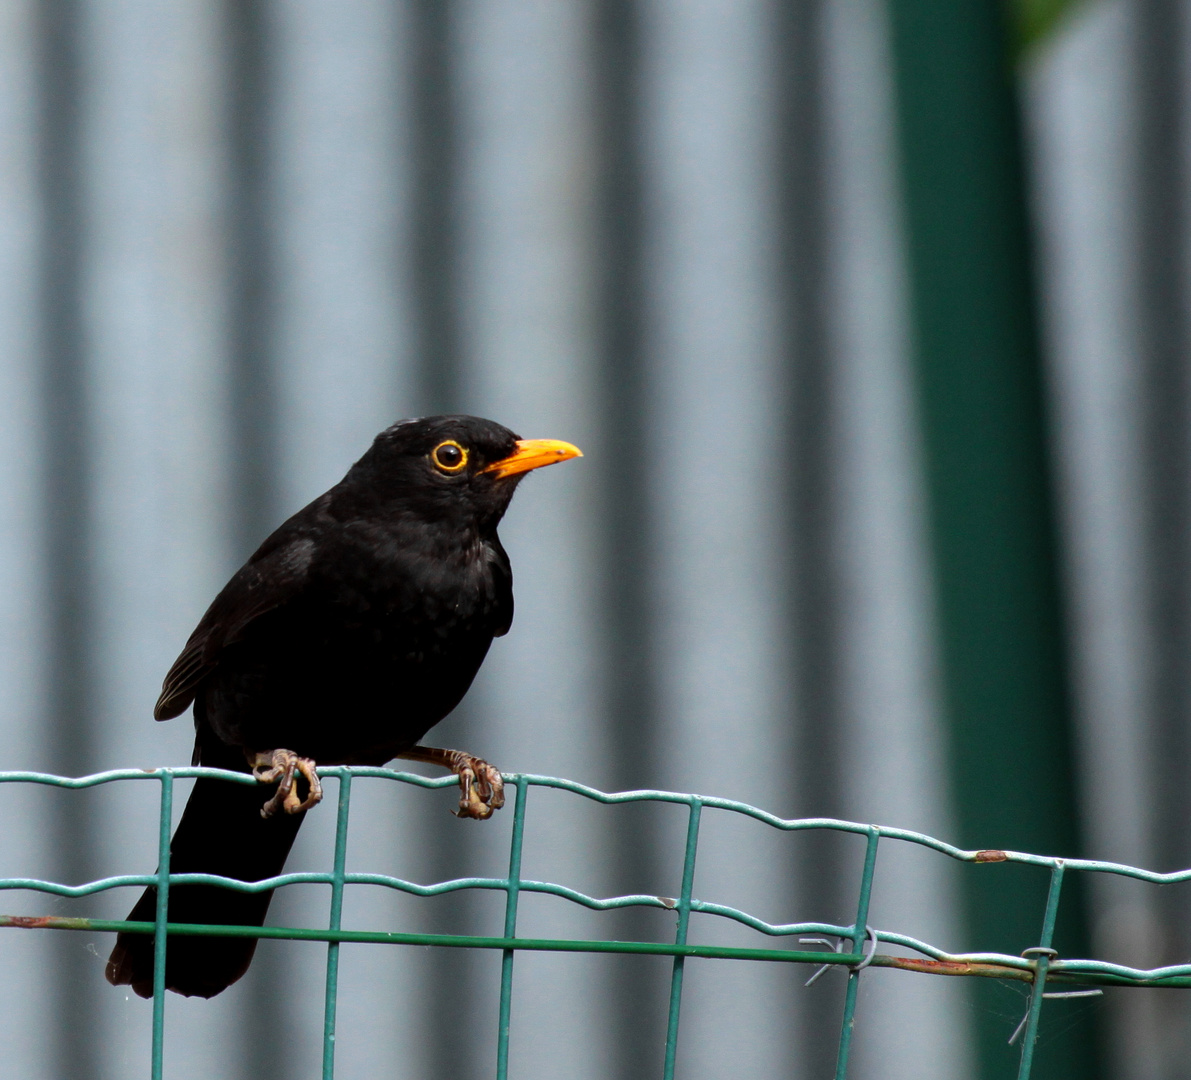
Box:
[0,0,1183,1076]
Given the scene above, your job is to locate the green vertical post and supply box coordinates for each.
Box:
[151,770,173,1080]
[1016,864,1065,1079]
[884,3,1100,1077]
[833,828,880,1080]
[661,798,703,1080]
[322,771,352,1080]
[496,776,529,1080]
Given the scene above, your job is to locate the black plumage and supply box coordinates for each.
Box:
[106,415,580,998]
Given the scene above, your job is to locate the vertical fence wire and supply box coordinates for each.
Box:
[321,771,353,1080]
[661,798,704,1080]
[1016,862,1066,1080]
[150,771,173,1080]
[496,775,529,1080]
[833,826,879,1080]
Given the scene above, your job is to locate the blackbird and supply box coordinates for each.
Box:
[105,415,581,998]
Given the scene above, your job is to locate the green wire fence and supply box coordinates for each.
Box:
[0,766,1186,1079]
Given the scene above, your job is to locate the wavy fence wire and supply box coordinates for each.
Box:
[0,766,1185,1080]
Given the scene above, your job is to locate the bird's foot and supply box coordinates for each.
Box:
[397,745,505,820]
[449,751,505,820]
[249,748,323,818]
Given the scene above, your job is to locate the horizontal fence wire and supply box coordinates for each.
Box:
[0,766,1187,1079]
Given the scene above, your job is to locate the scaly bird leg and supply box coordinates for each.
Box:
[248,748,323,819]
[397,746,505,820]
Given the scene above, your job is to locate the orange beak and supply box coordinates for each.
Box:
[481,438,583,480]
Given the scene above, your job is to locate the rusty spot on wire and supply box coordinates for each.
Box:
[974,849,1008,863]
[873,954,1032,982]
[4,915,56,929]
[658,897,678,909]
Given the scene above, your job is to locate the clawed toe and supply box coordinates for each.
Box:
[473,759,505,815]
[248,749,323,818]
[396,744,505,820]
[451,753,504,820]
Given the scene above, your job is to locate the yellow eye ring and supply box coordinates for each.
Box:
[431,440,468,474]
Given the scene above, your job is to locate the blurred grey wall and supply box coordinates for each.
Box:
[0,0,1181,1077]
[1029,2,1191,1076]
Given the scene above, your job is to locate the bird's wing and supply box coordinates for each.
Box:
[488,536,514,638]
[154,536,318,720]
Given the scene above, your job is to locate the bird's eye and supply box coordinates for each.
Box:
[431,440,468,474]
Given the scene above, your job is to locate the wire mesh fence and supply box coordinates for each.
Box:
[0,766,1185,1080]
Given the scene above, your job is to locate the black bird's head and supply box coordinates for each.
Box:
[341,415,582,532]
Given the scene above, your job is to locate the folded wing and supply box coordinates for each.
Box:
[154,535,317,721]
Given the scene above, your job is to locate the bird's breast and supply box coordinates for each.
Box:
[202,524,510,761]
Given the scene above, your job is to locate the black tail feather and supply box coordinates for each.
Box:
[106,757,306,998]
